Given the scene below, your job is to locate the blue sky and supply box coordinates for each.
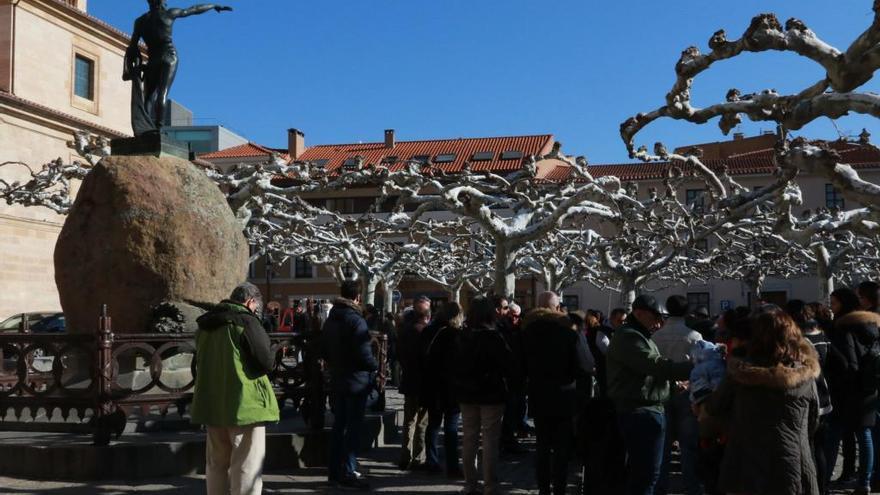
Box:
[90,1,879,163]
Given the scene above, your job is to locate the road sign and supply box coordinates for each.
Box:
[720,300,732,311]
[392,290,402,303]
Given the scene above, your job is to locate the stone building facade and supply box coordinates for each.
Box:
[0,0,131,318]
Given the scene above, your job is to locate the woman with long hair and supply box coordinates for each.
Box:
[421,302,465,477]
[705,308,820,495]
[455,296,516,495]
[825,288,880,494]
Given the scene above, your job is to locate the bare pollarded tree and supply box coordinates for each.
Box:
[412,225,494,303]
[0,131,106,214]
[380,153,630,298]
[621,4,880,210]
[518,229,606,295]
[252,196,423,307]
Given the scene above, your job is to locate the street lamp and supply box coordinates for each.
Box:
[265,254,273,303]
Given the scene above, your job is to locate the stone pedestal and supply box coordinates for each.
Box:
[54,154,248,334]
[110,132,189,160]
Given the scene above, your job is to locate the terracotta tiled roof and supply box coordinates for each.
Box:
[0,89,127,138]
[540,144,880,182]
[199,142,290,161]
[297,134,555,174]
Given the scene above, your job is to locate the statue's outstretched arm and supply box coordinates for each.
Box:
[170,4,232,18]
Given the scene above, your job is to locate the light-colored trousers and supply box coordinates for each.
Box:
[206,425,266,495]
[399,394,429,465]
[460,403,505,495]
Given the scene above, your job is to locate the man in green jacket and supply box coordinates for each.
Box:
[606,295,692,495]
[191,282,280,495]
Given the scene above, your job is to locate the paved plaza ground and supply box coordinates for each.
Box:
[0,389,852,494]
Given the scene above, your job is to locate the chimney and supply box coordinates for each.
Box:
[732,132,744,140]
[384,129,395,149]
[288,128,305,160]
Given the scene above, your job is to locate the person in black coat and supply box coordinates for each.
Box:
[826,288,880,494]
[521,292,593,495]
[456,296,517,495]
[421,302,465,476]
[320,281,379,490]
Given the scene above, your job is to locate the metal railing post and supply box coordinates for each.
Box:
[93,304,116,445]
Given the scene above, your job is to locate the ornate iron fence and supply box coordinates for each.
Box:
[0,305,387,446]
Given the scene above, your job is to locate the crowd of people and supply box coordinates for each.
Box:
[187,278,880,495]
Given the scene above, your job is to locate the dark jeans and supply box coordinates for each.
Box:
[535,415,574,495]
[656,392,703,495]
[328,390,368,481]
[502,392,527,444]
[425,405,462,472]
[618,409,666,495]
[827,421,874,490]
[814,417,829,494]
[858,427,875,489]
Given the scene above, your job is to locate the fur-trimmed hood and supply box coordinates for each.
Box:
[522,307,572,331]
[727,337,820,390]
[332,297,361,312]
[835,310,880,329]
[835,310,880,345]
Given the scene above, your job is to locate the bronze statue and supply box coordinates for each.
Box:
[124,1,232,136]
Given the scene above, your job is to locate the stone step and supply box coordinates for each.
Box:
[0,410,396,481]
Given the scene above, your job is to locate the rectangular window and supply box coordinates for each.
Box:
[342,264,354,279]
[342,157,360,170]
[685,189,706,213]
[562,294,580,311]
[294,257,313,278]
[434,153,456,163]
[500,150,523,160]
[687,292,710,310]
[74,55,95,100]
[825,184,845,209]
[472,151,494,161]
[326,198,355,213]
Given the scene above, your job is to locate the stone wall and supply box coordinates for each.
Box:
[12,1,130,133]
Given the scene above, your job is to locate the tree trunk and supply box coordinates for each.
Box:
[544,268,559,295]
[620,277,637,312]
[746,270,765,309]
[361,274,378,307]
[493,243,516,298]
[381,280,396,314]
[814,245,834,305]
[449,283,462,304]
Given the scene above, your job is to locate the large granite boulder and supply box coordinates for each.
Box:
[55,155,248,334]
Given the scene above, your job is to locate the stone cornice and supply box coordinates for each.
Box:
[13,0,133,51]
[0,89,128,138]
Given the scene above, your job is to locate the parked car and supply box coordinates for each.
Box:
[0,312,64,372]
[0,312,62,333]
[30,314,66,333]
